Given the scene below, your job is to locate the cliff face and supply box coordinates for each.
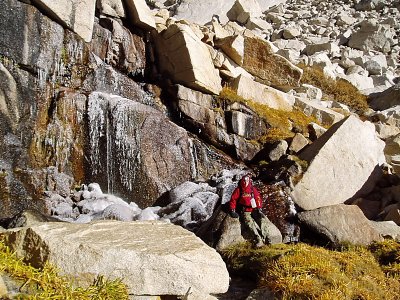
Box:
[0,0,238,218]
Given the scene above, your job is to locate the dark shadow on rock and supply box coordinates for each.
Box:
[345,164,384,204]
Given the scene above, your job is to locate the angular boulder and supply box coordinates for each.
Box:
[292,116,386,211]
[294,97,344,126]
[242,36,303,90]
[175,85,215,123]
[348,21,395,53]
[369,221,400,241]
[96,0,126,18]
[230,75,295,111]
[215,35,245,66]
[198,206,282,251]
[2,221,229,296]
[298,204,383,246]
[155,23,222,95]
[289,133,309,153]
[226,0,262,24]
[31,0,96,42]
[125,0,156,31]
[369,83,400,111]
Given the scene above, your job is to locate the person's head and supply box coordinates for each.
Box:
[242,174,252,187]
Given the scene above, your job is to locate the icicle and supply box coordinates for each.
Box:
[37,68,48,88]
[88,94,106,175]
[188,138,198,179]
[106,105,114,194]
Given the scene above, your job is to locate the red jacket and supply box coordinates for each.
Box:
[229,178,262,212]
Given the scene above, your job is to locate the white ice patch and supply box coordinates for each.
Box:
[101,204,138,221]
[136,207,160,221]
[75,214,93,224]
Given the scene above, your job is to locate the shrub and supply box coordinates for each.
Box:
[299,64,369,113]
[0,240,129,299]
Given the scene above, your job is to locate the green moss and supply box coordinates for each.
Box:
[221,241,400,300]
[0,239,129,299]
[298,64,369,113]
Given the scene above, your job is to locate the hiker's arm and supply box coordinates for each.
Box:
[229,187,240,211]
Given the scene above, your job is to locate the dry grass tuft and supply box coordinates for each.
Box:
[0,239,129,299]
[299,64,369,113]
[218,87,318,144]
[368,239,400,278]
[221,241,400,300]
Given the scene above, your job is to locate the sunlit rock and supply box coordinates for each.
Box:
[298,204,383,246]
[1,221,230,296]
[242,36,303,90]
[125,0,156,31]
[96,0,126,18]
[292,116,386,210]
[31,0,96,42]
[155,23,222,95]
[230,75,295,110]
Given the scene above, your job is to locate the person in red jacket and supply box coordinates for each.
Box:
[229,174,269,247]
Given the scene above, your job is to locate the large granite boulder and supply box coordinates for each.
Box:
[1,221,230,296]
[298,204,383,246]
[155,23,222,95]
[198,206,282,251]
[242,36,303,90]
[31,0,96,42]
[230,75,295,111]
[348,21,395,53]
[291,116,386,211]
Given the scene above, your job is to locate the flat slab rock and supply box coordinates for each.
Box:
[3,221,229,296]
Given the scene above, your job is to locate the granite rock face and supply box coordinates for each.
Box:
[31,0,96,42]
[298,204,383,246]
[292,116,386,211]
